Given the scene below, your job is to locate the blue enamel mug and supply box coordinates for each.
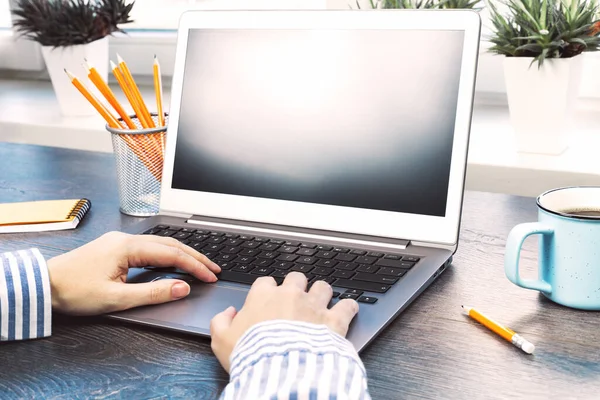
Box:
[505,187,600,310]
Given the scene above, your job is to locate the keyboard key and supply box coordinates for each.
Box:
[335,253,357,262]
[315,251,336,259]
[144,228,162,234]
[181,228,197,233]
[205,244,224,252]
[384,254,401,260]
[155,225,169,230]
[333,247,349,253]
[312,276,336,285]
[218,270,259,285]
[285,240,301,246]
[201,251,217,259]
[168,227,182,232]
[252,267,274,276]
[222,246,242,254]
[219,262,235,270]
[232,265,254,273]
[332,291,341,298]
[257,251,278,259]
[340,293,359,300]
[333,279,391,293]
[256,259,274,268]
[354,272,398,285]
[357,264,379,274]
[181,239,191,245]
[210,232,224,237]
[260,243,280,251]
[278,254,298,262]
[189,241,206,250]
[296,256,317,265]
[316,259,338,268]
[157,230,177,237]
[336,262,358,271]
[377,267,407,277]
[192,234,210,242]
[239,248,260,257]
[254,237,269,243]
[358,296,378,304]
[344,289,363,296]
[207,236,226,244]
[367,252,384,258]
[272,261,294,270]
[225,238,243,246]
[355,256,377,265]
[237,256,256,264]
[332,270,355,279]
[403,256,421,263]
[216,254,236,262]
[350,249,366,256]
[224,233,239,238]
[312,267,334,276]
[280,246,299,254]
[270,239,285,245]
[301,243,317,249]
[292,264,314,273]
[317,245,333,251]
[375,258,414,269]
[271,269,289,278]
[242,241,262,249]
[297,248,318,256]
[239,235,254,240]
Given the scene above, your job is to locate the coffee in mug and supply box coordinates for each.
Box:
[505,186,600,310]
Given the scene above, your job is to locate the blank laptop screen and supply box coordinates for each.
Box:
[171,29,465,217]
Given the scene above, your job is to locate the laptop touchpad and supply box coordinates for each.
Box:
[112,280,248,336]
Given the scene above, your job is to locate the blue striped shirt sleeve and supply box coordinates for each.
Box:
[0,249,52,341]
[219,320,371,400]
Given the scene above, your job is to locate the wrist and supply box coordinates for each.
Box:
[46,257,65,312]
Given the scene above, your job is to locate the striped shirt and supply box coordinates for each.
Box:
[0,249,51,341]
[1,249,371,399]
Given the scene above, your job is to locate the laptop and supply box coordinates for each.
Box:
[109,9,481,352]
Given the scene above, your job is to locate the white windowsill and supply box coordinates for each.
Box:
[1,79,599,198]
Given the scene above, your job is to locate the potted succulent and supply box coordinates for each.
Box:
[486,0,600,155]
[357,0,481,9]
[11,0,135,116]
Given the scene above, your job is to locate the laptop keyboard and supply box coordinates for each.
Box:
[142,225,422,303]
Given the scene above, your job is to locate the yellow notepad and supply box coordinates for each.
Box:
[0,199,91,233]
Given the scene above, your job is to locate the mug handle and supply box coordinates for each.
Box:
[504,222,553,294]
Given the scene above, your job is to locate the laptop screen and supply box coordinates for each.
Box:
[171,28,465,218]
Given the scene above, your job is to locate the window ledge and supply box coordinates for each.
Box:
[1,78,599,197]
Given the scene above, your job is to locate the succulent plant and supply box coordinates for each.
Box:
[486,0,600,67]
[11,0,135,47]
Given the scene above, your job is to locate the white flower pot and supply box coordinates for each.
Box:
[503,56,583,155]
[41,37,109,117]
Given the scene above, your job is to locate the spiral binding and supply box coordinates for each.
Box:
[66,199,92,221]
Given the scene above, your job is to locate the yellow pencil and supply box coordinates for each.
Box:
[153,55,165,127]
[462,305,535,354]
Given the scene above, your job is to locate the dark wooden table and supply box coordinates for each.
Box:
[1,142,599,399]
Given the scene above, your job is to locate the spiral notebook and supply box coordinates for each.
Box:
[0,199,91,233]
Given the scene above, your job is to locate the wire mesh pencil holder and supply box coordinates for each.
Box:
[106,113,168,217]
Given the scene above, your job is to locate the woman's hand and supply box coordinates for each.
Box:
[47,231,220,315]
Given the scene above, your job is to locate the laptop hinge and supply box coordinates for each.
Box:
[186,215,411,250]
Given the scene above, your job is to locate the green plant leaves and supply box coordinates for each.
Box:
[485,0,600,66]
[11,0,135,47]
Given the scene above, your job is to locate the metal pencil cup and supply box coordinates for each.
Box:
[106,113,168,216]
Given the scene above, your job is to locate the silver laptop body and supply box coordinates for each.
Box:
[110,9,481,352]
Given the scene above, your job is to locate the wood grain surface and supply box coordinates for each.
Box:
[1,143,599,399]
